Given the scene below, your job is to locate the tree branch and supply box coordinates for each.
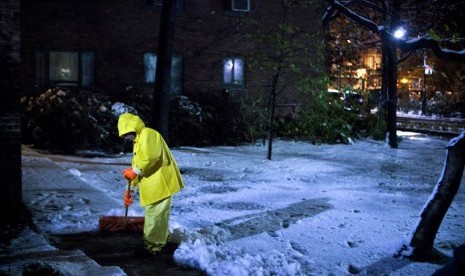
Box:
[394,36,465,61]
[323,1,465,62]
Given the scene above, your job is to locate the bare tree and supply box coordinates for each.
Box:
[247,0,325,159]
[265,0,291,161]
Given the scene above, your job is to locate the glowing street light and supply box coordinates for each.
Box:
[394,27,407,39]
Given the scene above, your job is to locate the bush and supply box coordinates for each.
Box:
[361,112,387,140]
[21,88,125,153]
[274,90,357,144]
[168,94,264,146]
[239,98,268,144]
[397,91,464,118]
[24,86,390,152]
[168,95,210,146]
[427,92,464,117]
[398,97,421,114]
[21,87,268,152]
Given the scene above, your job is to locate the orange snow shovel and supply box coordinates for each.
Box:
[98,179,144,232]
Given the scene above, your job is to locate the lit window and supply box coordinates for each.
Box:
[144,54,157,83]
[223,57,244,87]
[49,52,78,82]
[144,53,183,94]
[34,51,94,88]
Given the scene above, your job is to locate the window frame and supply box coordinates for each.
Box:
[48,51,80,84]
[153,0,184,12]
[34,50,95,88]
[231,0,250,12]
[222,57,245,89]
[224,0,250,15]
[144,52,184,95]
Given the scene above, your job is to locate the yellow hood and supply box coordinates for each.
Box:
[117,113,146,137]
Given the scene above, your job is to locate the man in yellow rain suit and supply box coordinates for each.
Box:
[117,113,184,255]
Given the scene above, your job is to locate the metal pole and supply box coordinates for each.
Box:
[421,52,427,115]
[338,49,342,92]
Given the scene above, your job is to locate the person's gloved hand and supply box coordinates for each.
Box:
[123,190,133,207]
[122,167,137,181]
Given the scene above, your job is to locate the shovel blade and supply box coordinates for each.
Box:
[99,216,144,232]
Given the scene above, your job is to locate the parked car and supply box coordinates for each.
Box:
[327,89,345,107]
[344,91,364,113]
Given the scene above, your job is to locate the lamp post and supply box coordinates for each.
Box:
[422,51,433,115]
[338,48,342,92]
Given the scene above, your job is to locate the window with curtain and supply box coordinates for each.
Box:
[144,53,183,94]
[34,50,94,87]
[223,57,244,87]
[49,52,79,82]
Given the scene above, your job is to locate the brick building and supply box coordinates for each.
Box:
[20,0,326,106]
[0,0,325,215]
[0,0,21,218]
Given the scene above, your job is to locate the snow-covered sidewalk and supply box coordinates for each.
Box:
[3,132,465,275]
[1,153,126,275]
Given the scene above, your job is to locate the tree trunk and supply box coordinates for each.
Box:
[266,92,276,160]
[151,0,177,141]
[385,41,398,148]
[267,70,280,160]
[409,131,465,260]
[379,37,399,148]
[380,40,389,134]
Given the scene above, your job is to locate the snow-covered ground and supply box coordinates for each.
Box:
[6,132,465,275]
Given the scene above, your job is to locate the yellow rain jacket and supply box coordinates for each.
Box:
[118,113,184,206]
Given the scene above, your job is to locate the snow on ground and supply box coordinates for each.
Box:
[10,132,465,275]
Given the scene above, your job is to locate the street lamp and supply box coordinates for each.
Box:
[422,51,433,115]
[394,27,407,39]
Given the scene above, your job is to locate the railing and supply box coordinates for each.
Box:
[397,115,465,137]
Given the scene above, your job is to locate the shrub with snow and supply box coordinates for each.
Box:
[21,88,126,153]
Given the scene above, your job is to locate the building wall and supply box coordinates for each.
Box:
[0,0,22,218]
[21,0,325,104]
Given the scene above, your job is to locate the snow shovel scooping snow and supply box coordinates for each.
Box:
[98,179,144,232]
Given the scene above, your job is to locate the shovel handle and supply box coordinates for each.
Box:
[124,179,131,228]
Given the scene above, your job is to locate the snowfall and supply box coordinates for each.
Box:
[3,131,465,275]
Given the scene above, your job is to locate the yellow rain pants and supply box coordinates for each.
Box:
[143,196,172,253]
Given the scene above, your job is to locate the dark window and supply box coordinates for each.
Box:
[34,52,47,87]
[154,0,184,11]
[144,53,183,94]
[224,0,250,16]
[34,51,95,88]
[81,52,95,87]
[231,0,250,12]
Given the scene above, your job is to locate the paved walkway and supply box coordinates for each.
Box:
[1,151,126,275]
